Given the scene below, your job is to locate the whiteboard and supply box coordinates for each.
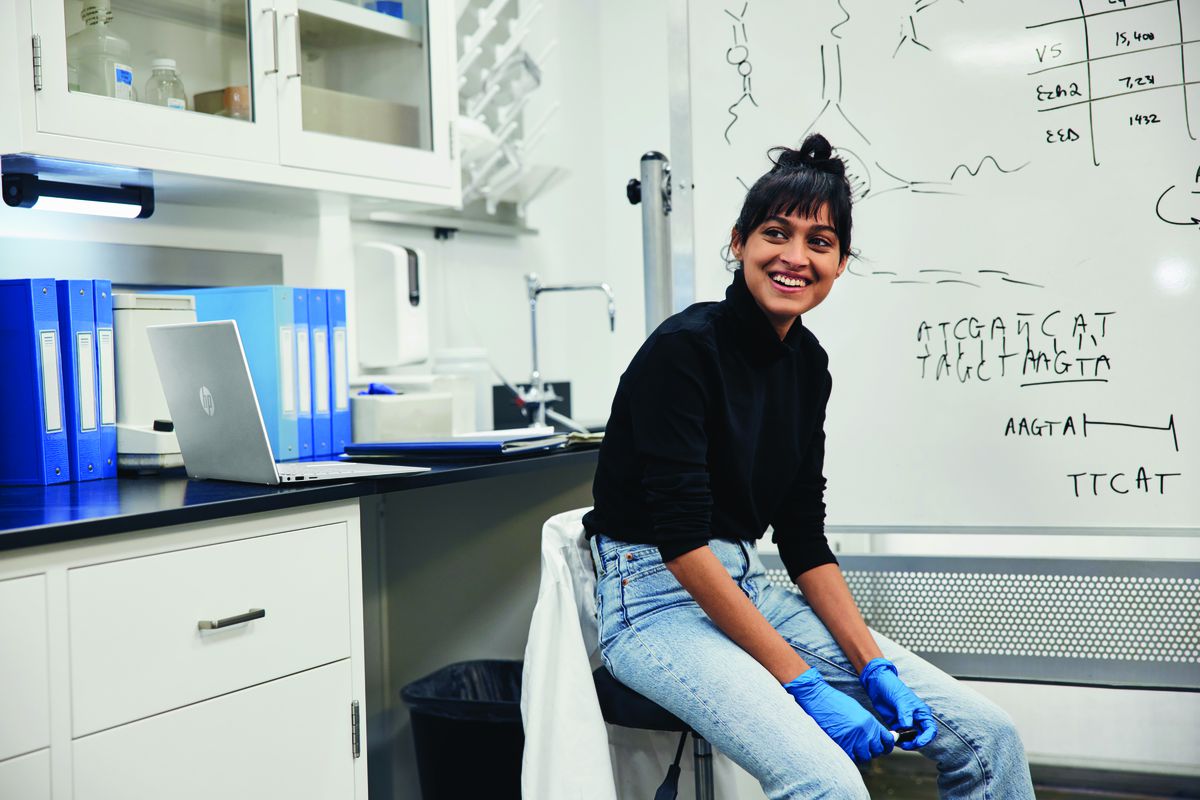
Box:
[683,0,1199,529]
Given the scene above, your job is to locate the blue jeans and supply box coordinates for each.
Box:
[590,534,1036,800]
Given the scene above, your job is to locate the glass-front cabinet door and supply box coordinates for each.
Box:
[274,0,455,185]
[33,0,280,161]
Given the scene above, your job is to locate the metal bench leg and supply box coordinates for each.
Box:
[693,735,714,800]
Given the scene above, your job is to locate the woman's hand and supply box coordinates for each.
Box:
[860,658,938,750]
[782,668,894,763]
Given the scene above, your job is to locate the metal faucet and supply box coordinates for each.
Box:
[523,272,616,428]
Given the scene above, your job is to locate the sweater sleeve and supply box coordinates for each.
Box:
[771,366,837,581]
[627,332,713,563]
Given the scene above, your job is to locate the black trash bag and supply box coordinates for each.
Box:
[400,659,524,800]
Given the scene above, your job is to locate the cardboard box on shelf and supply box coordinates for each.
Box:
[193,86,251,120]
[300,85,420,147]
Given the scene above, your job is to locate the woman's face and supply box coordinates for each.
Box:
[730,206,847,339]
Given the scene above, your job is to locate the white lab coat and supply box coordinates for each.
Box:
[521,509,762,799]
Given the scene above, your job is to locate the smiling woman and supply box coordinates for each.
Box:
[729,140,853,337]
[733,208,847,338]
[581,133,1037,799]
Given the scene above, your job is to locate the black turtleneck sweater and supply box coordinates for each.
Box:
[582,269,836,581]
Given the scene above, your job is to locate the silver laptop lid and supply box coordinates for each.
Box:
[146,320,281,484]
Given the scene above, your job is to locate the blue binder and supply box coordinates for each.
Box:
[93,280,117,478]
[0,279,70,485]
[293,288,314,459]
[181,286,300,461]
[308,289,332,457]
[56,280,103,481]
[328,289,351,454]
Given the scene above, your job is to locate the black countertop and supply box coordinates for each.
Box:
[0,448,599,552]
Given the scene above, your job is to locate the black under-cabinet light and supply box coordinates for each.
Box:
[2,172,154,219]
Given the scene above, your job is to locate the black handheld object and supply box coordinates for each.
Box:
[892,727,919,744]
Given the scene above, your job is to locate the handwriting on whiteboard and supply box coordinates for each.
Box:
[1004,412,1178,451]
[722,2,758,144]
[1003,413,1182,498]
[914,311,1116,386]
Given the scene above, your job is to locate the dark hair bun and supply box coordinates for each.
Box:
[771,134,845,177]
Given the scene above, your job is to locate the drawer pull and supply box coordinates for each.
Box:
[198,608,266,631]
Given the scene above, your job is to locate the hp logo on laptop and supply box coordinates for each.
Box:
[199,386,215,417]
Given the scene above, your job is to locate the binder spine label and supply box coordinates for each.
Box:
[279,325,296,416]
[333,327,348,411]
[313,328,330,415]
[76,331,97,432]
[297,328,312,414]
[40,330,63,433]
[97,327,116,426]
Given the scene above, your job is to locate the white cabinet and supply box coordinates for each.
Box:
[73,660,356,800]
[0,749,52,800]
[69,522,352,736]
[0,574,50,762]
[277,0,456,185]
[4,0,460,204]
[0,500,367,800]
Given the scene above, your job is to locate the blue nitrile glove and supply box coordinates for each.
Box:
[783,668,894,763]
[860,658,938,750]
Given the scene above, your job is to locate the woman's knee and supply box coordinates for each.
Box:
[772,757,870,800]
[940,690,1030,778]
[975,700,1029,774]
[965,693,1024,752]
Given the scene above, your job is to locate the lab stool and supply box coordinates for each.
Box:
[592,665,715,800]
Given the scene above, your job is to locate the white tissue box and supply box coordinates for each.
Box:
[351,392,455,442]
[363,374,477,434]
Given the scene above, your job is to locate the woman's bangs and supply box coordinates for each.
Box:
[762,171,838,224]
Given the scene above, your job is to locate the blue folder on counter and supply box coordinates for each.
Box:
[293,288,314,459]
[0,279,70,485]
[93,280,117,478]
[308,289,332,457]
[328,289,351,455]
[343,433,567,458]
[56,279,102,481]
[180,286,300,461]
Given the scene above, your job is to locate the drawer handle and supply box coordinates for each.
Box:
[198,608,266,630]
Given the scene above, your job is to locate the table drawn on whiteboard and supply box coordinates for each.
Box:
[914,311,1116,386]
[1026,0,1198,166]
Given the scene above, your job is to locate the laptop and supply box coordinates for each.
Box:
[146,320,428,484]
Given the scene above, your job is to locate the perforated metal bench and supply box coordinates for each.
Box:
[759,553,1200,692]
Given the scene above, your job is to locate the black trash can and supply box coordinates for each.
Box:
[400,659,524,800]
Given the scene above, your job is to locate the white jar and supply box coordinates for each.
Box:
[144,58,188,110]
[432,347,495,432]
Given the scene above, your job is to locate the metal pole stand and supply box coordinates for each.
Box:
[693,735,713,800]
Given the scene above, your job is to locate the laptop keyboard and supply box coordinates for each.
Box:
[277,464,371,478]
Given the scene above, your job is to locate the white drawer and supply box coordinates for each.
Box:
[0,574,50,761]
[74,660,357,800]
[0,749,51,800]
[69,523,352,737]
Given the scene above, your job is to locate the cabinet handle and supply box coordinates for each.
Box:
[285,13,302,79]
[198,608,266,630]
[264,8,279,75]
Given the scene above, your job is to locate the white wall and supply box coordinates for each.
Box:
[351,0,670,425]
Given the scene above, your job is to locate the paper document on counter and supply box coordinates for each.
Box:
[343,432,568,457]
